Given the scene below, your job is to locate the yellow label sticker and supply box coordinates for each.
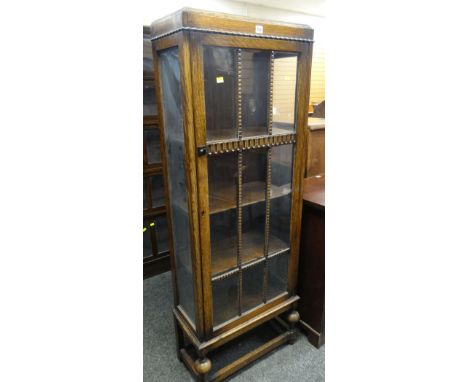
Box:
[216,76,224,84]
[143,227,147,232]
[150,222,155,227]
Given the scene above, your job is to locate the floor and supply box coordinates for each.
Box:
[144,272,325,382]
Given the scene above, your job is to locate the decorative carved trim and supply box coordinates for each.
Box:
[236,48,243,316]
[206,133,296,155]
[151,26,314,43]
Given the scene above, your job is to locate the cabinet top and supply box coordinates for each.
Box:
[150,8,314,42]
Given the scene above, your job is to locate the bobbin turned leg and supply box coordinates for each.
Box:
[194,357,212,382]
[287,310,300,344]
[173,317,184,361]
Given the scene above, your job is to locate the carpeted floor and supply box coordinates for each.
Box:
[144,272,325,382]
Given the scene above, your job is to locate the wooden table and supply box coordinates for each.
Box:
[297,175,325,348]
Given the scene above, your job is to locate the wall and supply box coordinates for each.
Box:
[310,44,325,105]
[272,55,298,124]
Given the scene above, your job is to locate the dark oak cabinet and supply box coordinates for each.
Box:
[297,176,325,348]
[150,9,313,381]
[143,26,171,279]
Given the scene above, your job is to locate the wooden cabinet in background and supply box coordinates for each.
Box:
[143,26,171,279]
[297,176,325,348]
[306,118,325,177]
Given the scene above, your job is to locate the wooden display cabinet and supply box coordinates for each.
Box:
[143,26,171,278]
[150,9,313,381]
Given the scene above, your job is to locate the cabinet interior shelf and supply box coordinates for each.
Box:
[211,231,289,277]
[209,181,291,215]
[175,232,289,279]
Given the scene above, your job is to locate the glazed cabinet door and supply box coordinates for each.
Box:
[197,40,300,330]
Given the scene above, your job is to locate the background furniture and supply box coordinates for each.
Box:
[306,97,324,178]
[309,100,325,118]
[151,8,313,381]
[143,26,171,279]
[297,175,325,348]
[306,118,325,177]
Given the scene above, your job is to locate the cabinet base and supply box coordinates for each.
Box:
[179,319,295,382]
[173,296,300,381]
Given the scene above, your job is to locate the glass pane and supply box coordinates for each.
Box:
[145,129,161,164]
[143,218,153,258]
[143,82,157,116]
[241,202,265,264]
[155,214,169,255]
[267,251,289,300]
[208,152,238,214]
[269,144,293,254]
[242,262,264,312]
[150,174,164,209]
[204,46,237,142]
[271,144,293,195]
[272,53,298,134]
[208,152,238,275]
[210,210,237,275]
[212,272,239,327]
[143,178,147,210]
[143,36,153,77]
[269,196,290,254]
[241,149,267,263]
[242,149,267,207]
[159,47,195,324]
[241,50,270,137]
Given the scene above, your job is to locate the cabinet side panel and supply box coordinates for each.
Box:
[189,33,214,336]
[287,44,313,294]
[159,48,196,325]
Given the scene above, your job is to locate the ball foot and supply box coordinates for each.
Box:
[195,357,212,376]
[287,310,300,325]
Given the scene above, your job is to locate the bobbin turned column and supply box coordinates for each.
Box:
[173,318,185,361]
[287,310,300,344]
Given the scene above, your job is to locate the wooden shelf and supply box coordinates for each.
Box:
[143,163,163,175]
[143,205,166,217]
[143,115,159,128]
[211,231,289,276]
[206,129,238,142]
[209,181,291,215]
